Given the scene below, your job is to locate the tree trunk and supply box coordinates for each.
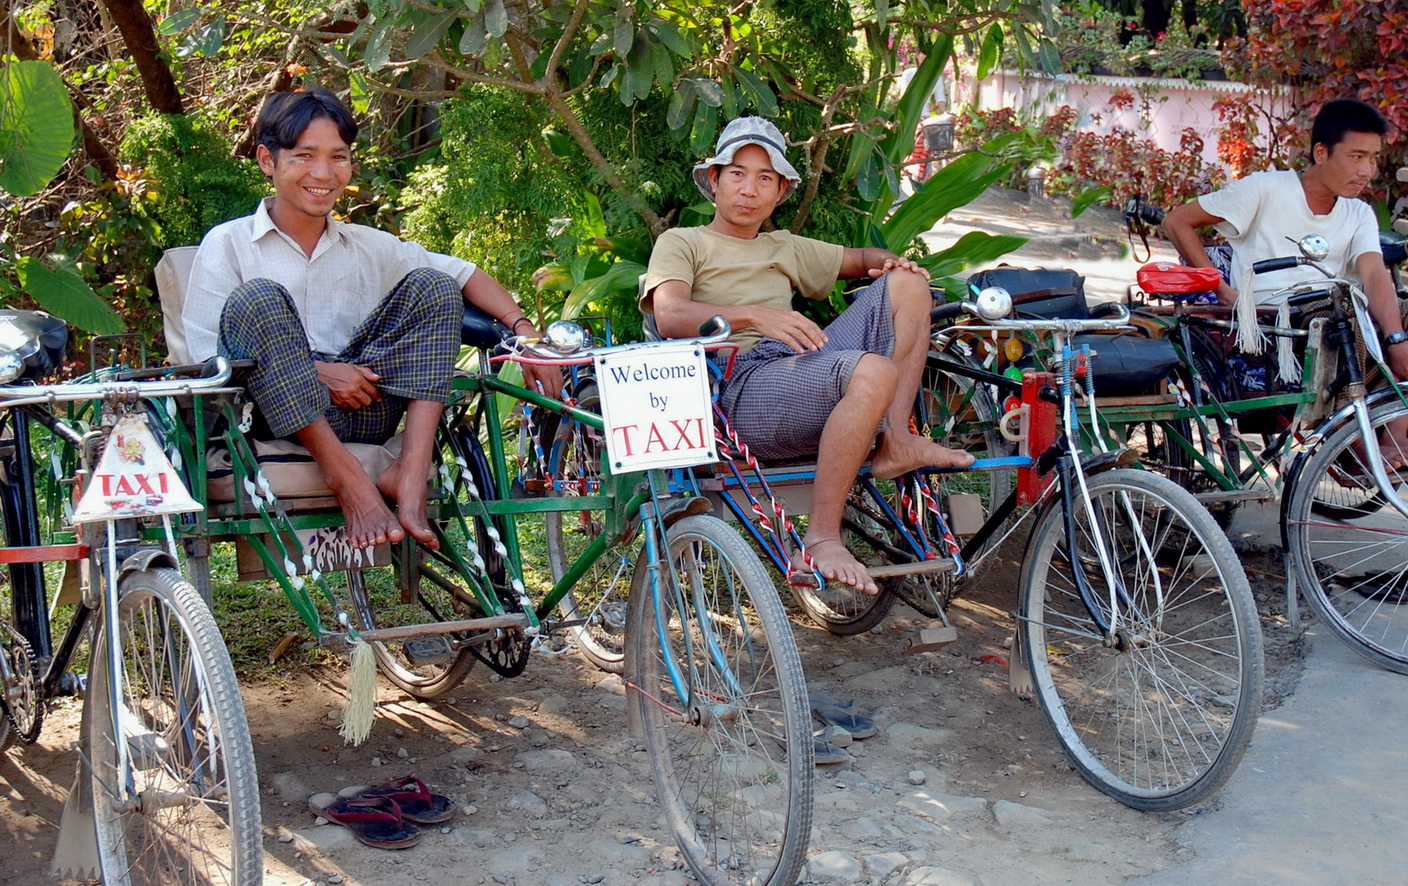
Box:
[96,0,184,114]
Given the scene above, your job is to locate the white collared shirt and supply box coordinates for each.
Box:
[183,198,476,360]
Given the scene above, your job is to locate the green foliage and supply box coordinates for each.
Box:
[0,60,75,197]
[118,113,266,249]
[12,255,124,334]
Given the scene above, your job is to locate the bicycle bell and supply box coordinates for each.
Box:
[543,320,587,354]
[973,286,1013,321]
[1299,234,1330,262]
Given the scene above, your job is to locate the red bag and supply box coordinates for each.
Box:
[1137,262,1222,295]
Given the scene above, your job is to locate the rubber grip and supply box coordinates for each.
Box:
[1252,256,1300,274]
[930,300,966,321]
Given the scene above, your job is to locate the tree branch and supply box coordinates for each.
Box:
[95,0,184,114]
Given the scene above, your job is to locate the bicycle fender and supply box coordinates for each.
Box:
[117,549,179,582]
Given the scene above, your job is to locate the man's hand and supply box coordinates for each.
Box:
[1388,342,1408,384]
[749,304,828,353]
[868,256,932,281]
[317,362,381,409]
[520,361,566,400]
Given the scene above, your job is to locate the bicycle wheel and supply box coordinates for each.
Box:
[1018,469,1262,811]
[626,514,811,886]
[543,383,637,672]
[904,344,1015,614]
[1284,399,1408,673]
[87,566,262,885]
[356,425,497,698]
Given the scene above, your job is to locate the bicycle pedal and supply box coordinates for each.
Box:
[903,626,959,655]
[403,636,456,664]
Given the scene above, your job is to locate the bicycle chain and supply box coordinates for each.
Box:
[0,619,44,744]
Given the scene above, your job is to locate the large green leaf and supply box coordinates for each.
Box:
[0,61,75,197]
[885,35,953,167]
[879,133,1021,249]
[562,260,646,319]
[15,257,124,335]
[922,232,1030,279]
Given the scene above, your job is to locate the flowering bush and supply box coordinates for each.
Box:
[956,97,1231,210]
[1233,0,1407,179]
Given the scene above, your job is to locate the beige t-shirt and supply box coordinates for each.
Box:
[642,226,845,353]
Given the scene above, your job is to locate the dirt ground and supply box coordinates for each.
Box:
[1,538,1300,886]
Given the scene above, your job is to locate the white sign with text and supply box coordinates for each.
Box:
[594,343,716,472]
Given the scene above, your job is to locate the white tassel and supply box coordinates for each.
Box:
[339,639,378,745]
[1276,302,1302,384]
[1234,269,1264,355]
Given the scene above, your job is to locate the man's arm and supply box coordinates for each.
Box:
[1359,250,1408,382]
[837,248,931,282]
[1162,200,1238,305]
[652,279,828,353]
[461,270,563,395]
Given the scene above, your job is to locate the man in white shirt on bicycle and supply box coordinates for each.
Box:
[1163,98,1407,384]
[185,89,558,550]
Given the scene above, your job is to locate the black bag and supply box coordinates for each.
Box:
[968,266,1089,320]
[1074,333,1181,396]
[0,310,68,382]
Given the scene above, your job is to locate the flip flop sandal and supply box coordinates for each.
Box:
[338,775,458,825]
[811,697,878,740]
[307,792,422,849]
[812,731,851,766]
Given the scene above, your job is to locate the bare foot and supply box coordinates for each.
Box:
[328,472,405,549]
[800,537,878,595]
[869,431,975,481]
[379,460,439,550]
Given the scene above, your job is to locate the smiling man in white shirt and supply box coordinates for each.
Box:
[185,89,557,549]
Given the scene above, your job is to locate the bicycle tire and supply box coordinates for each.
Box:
[355,424,496,698]
[87,566,263,885]
[543,383,638,672]
[626,514,812,886]
[1284,399,1408,673]
[1018,469,1263,811]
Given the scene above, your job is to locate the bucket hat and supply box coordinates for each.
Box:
[693,116,802,203]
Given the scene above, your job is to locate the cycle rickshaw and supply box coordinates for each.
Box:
[545,287,1265,812]
[0,247,814,886]
[971,217,1408,675]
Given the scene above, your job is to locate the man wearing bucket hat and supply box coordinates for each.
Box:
[642,116,973,594]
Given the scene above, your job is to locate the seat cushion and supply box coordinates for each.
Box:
[156,246,200,365]
[207,435,406,503]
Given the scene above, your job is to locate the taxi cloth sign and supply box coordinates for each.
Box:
[72,413,202,523]
[594,343,716,472]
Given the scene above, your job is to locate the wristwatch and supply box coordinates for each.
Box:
[1385,330,1408,348]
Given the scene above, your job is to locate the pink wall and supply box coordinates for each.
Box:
[953,67,1288,168]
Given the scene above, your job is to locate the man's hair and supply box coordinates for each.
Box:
[255,89,357,157]
[1310,99,1388,155]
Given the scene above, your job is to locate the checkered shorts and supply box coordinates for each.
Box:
[218,268,461,443]
[721,275,895,460]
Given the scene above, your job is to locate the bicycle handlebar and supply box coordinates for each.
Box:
[955,301,1134,334]
[0,356,234,408]
[505,316,736,365]
[1252,256,1302,274]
